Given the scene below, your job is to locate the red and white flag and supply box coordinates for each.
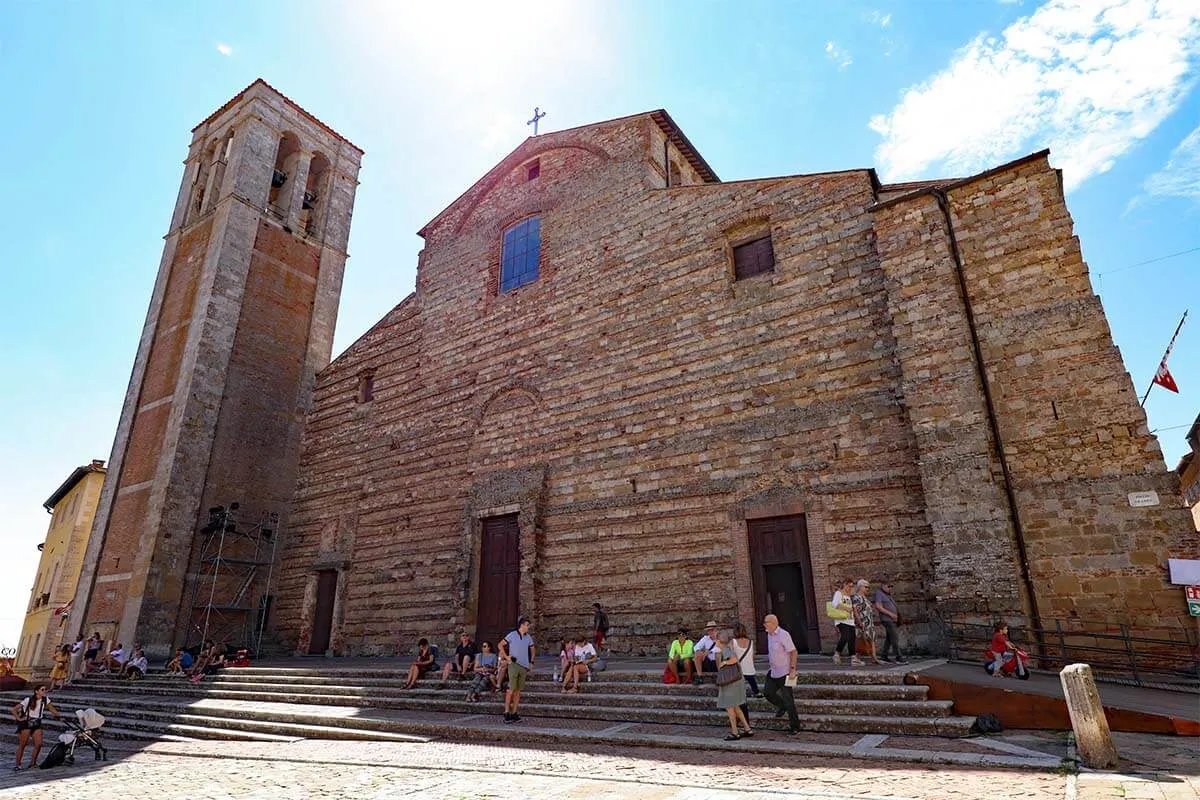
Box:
[1152,359,1179,393]
[1141,310,1187,406]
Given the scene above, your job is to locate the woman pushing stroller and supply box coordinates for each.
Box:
[11,685,63,771]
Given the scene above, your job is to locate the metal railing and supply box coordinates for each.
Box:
[943,614,1200,691]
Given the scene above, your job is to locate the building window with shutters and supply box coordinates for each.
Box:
[732,234,775,280]
[500,216,541,292]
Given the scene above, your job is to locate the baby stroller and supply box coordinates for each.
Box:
[40,708,108,768]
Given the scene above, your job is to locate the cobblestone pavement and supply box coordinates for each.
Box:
[1,733,1193,799]
[1,737,1069,800]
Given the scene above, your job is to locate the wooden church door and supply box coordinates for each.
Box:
[477,514,520,647]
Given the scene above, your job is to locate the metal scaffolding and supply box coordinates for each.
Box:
[186,504,279,656]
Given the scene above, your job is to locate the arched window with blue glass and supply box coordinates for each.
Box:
[500,216,541,292]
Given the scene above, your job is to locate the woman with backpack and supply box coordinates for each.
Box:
[11,684,62,771]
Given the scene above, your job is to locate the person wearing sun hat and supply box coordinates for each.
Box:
[692,620,721,684]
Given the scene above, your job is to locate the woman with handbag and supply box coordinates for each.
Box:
[852,579,881,665]
[829,579,861,666]
[713,629,753,741]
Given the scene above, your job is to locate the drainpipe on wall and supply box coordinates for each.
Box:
[931,189,1046,653]
[663,139,670,188]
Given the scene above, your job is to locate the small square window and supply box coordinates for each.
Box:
[500,216,541,292]
[732,234,775,280]
[357,370,376,403]
[526,159,541,181]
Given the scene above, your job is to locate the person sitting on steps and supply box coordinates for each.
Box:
[441,632,477,685]
[188,640,215,679]
[166,648,194,676]
[666,628,695,684]
[557,637,576,691]
[122,645,150,680]
[99,642,127,674]
[467,641,499,702]
[564,634,598,692]
[403,638,437,690]
[692,621,720,684]
[190,641,227,683]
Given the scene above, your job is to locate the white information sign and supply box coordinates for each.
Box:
[1168,559,1200,586]
[1127,491,1160,508]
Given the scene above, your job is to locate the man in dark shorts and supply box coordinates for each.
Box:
[441,632,478,683]
[82,632,102,675]
[499,617,536,723]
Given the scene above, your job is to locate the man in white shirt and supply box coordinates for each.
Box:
[763,614,800,734]
[692,621,720,684]
[101,643,127,674]
[564,637,598,691]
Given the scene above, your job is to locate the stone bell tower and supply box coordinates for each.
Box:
[71,80,363,658]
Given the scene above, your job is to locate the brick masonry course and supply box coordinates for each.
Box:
[276,112,1196,659]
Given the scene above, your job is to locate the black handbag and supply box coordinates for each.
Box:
[716,642,752,687]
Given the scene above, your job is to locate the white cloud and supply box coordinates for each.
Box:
[216,43,232,57]
[825,40,853,69]
[1142,124,1200,202]
[865,11,893,27]
[868,0,1200,190]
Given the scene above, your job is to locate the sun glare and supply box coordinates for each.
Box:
[358,1,585,89]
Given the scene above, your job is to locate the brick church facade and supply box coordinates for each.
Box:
[73,81,1196,660]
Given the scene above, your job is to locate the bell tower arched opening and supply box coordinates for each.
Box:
[268,132,302,220]
[301,152,330,237]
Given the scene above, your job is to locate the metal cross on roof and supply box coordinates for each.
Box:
[527,107,547,136]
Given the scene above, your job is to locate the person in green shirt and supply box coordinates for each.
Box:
[666,628,695,683]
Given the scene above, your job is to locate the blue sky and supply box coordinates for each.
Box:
[1,1,1197,648]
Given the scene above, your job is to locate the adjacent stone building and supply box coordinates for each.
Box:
[1176,414,1200,530]
[72,82,1197,662]
[17,461,106,676]
[273,108,1196,657]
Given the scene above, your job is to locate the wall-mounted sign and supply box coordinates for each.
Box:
[1170,559,1200,585]
[1186,586,1200,618]
[1127,491,1160,508]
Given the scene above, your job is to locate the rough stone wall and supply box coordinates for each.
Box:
[72,82,361,659]
[280,115,935,657]
[939,158,1198,639]
[874,155,1197,645]
[872,193,1029,625]
[279,116,1193,661]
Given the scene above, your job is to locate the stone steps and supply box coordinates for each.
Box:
[215,665,914,685]
[22,682,960,729]
[77,677,947,718]
[0,694,419,744]
[4,687,977,743]
[2,664,976,747]
[143,673,929,700]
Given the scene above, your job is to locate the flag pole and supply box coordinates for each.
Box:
[1140,310,1188,406]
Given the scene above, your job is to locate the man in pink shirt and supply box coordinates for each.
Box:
[763,614,800,734]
